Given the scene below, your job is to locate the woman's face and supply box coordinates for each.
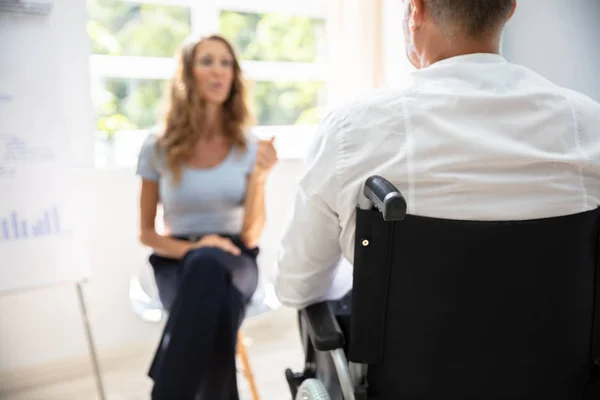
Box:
[192,39,235,105]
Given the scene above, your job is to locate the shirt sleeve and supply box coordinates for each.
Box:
[136,134,160,182]
[274,111,347,309]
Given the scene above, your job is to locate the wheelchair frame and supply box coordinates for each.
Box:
[285,176,407,400]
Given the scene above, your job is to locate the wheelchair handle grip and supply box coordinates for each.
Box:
[363,176,407,221]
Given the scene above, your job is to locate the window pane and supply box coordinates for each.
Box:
[86,0,191,58]
[252,81,326,126]
[92,77,325,135]
[92,78,168,137]
[220,11,326,63]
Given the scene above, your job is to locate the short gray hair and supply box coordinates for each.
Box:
[425,0,514,37]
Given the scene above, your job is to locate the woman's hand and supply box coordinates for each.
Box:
[251,137,278,180]
[191,234,241,256]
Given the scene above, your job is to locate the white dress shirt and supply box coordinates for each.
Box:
[275,53,600,309]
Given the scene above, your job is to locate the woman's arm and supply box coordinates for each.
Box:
[241,173,267,248]
[139,178,192,259]
[241,138,278,248]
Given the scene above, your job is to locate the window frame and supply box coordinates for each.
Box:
[90,56,327,82]
[88,0,327,168]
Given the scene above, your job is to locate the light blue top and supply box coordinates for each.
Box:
[136,133,257,236]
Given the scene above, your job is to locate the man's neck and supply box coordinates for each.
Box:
[417,35,501,69]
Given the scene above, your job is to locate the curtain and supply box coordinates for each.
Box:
[326,0,385,107]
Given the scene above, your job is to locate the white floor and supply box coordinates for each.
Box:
[2,308,304,400]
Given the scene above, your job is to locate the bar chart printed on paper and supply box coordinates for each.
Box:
[0,205,70,241]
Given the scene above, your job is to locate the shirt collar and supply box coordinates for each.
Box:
[427,53,507,69]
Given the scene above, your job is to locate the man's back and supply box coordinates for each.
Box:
[332,54,600,261]
[275,53,600,308]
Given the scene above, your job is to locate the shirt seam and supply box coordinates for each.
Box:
[561,89,590,210]
[401,95,416,214]
[334,114,348,214]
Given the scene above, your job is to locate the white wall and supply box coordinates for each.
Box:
[0,0,306,376]
[501,0,600,102]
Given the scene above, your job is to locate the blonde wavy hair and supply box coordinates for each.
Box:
[157,34,252,182]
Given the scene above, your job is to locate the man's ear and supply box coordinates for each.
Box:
[409,0,426,29]
[507,0,517,21]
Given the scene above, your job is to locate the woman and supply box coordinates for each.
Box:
[136,34,278,399]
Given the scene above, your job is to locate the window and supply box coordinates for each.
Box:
[220,11,326,63]
[87,0,328,168]
[250,81,326,126]
[220,10,327,127]
[87,1,191,58]
[92,77,168,133]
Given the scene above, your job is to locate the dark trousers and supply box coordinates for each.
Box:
[148,235,259,400]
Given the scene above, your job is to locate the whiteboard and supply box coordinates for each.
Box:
[0,13,90,293]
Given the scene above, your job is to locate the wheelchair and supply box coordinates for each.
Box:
[285,176,600,400]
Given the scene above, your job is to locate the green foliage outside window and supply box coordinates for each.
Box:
[87,0,326,138]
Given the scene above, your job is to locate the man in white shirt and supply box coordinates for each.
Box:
[275,0,600,309]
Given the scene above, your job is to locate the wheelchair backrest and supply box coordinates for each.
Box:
[349,207,600,398]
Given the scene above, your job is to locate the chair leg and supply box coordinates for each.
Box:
[237,331,260,400]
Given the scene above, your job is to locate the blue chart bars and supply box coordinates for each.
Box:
[0,206,68,240]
